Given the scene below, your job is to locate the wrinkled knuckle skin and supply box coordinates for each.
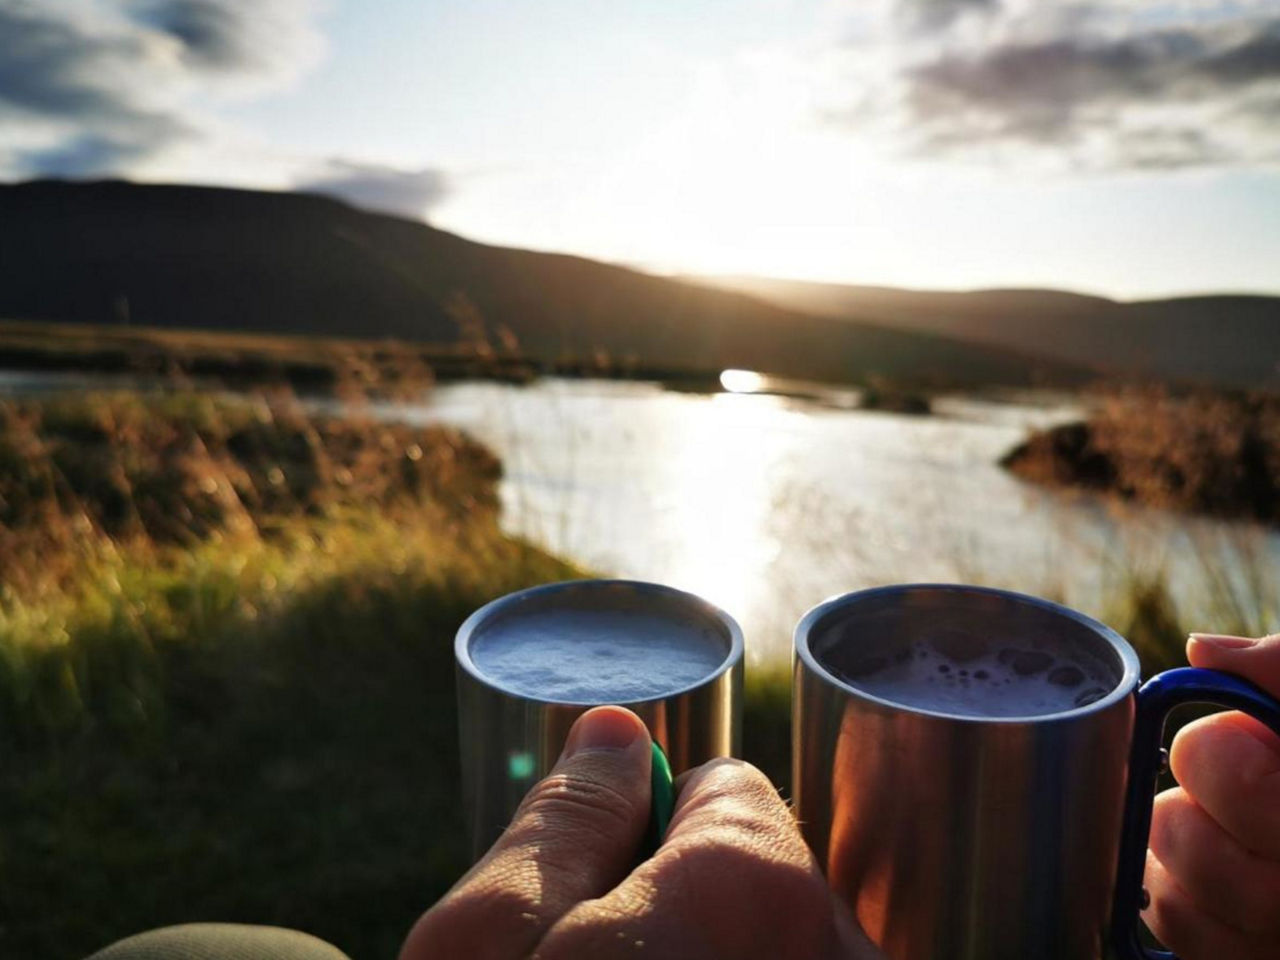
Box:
[652,840,837,957]
[680,761,787,824]
[519,772,641,838]
[673,833,828,911]
[697,756,774,794]
[687,807,784,856]
[409,886,544,956]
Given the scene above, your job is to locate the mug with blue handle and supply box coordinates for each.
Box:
[1111,665,1280,959]
[791,584,1280,960]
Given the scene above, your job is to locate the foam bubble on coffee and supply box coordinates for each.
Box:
[829,627,1114,718]
[469,609,727,703]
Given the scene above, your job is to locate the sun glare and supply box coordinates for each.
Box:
[720,369,766,394]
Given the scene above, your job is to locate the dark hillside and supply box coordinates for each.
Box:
[697,275,1280,388]
[0,181,1084,387]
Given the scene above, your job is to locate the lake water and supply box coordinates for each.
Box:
[5,371,1274,663]
[365,379,1278,664]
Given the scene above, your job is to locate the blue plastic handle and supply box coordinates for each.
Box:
[1111,667,1280,960]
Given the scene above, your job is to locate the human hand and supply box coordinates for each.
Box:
[1144,633,1280,959]
[400,705,879,960]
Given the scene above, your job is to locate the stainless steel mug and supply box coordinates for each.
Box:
[455,579,743,860]
[792,584,1280,960]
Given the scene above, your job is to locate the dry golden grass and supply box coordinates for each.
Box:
[1,384,586,959]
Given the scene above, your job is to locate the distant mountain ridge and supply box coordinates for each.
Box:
[0,180,1084,388]
[692,275,1280,389]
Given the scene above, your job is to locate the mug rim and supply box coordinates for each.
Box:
[456,578,745,706]
[794,583,1142,724]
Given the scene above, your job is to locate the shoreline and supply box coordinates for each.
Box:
[0,318,958,413]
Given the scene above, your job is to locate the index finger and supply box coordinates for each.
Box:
[1169,711,1280,861]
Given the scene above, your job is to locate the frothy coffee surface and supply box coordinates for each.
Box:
[470,609,727,703]
[828,628,1114,718]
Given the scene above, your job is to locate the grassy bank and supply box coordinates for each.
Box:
[0,390,584,959]
[4,515,585,960]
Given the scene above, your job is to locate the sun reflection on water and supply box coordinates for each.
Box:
[660,391,797,657]
[719,368,767,394]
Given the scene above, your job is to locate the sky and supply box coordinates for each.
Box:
[2,0,1280,298]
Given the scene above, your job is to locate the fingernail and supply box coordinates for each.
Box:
[1189,633,1259,650]
[562,706,647,758]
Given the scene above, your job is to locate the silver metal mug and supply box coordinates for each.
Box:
[455,579,743,861]
[792,584,1280,960]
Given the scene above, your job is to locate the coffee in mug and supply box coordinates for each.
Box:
[822,626,1116,718]
[469,607,730,703]
[455,579,743,859]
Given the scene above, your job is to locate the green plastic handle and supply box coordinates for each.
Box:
[643,740,675,856]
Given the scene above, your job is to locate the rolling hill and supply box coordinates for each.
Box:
[693,275,1280,389]
[0,180,1082,388]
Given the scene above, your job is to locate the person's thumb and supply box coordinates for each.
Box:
[400,706,652,960]
[1187,633,1280,697]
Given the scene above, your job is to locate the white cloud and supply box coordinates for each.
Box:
[824,0,1280,170]
[0,0,325,178]
[295,160,449,221]
[0,0,452,217]
[130,0,323,83]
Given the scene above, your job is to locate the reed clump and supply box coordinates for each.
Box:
[1003,386,1280,524]
[0,390,498,573]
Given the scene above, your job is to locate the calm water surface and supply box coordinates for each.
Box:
[6,371,1273,663]
[381,380,1277,663]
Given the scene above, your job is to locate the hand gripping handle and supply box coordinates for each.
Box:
[1111,667,1280,960]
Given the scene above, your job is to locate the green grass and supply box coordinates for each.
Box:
[743,665,792,793]
[2,508,583,960]
[0,389,580,959]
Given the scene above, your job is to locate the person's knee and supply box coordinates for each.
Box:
[87,923,351,960]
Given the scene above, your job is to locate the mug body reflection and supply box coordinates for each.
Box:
[793,584,1139,960]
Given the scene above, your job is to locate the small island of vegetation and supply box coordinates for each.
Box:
[1002,387,1280,525]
